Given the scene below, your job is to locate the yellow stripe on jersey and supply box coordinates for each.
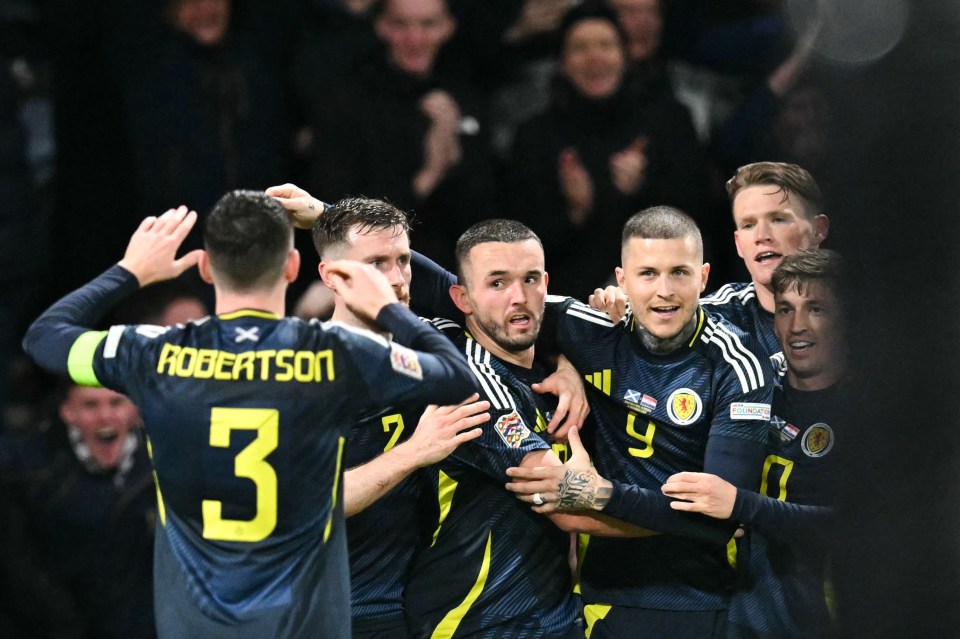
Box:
[146,437,167,526]
[583,603,612,638]
[431,531,492,639]
[67,330,107,387]
[324,437,346,543]
[727,536,738,569]
[573,533,590,594]
[688,307,707,347]
[584,370,611,395]
[218,309,281,320]
[432,470,458,547]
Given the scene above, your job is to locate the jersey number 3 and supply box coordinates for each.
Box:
[202,407,279,542]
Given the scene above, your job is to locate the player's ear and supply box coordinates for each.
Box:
[813,214,830,245]
[198,251,214,284]
[449,284,472,315]
[615,266,626,289]
[285,249,300,283]
[318,261,336,290]
[700,262,711,293]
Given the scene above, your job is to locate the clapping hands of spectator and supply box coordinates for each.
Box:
[558,147,594,225]
[414,90,463,198]
[609,137,648,196]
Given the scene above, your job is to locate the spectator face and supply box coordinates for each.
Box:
[733,187,828,289]
[375,0,456,77]
[173,0,231,46]
[160,298,208,326]
[608,0,662,62]
[59,386,140,470]
[775,280,843,390]
[616,236,709,340]
[561,18,627,99]
[454,240,547,355]
[339,226,413,306]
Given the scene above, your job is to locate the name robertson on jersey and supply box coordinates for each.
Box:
[156,343,335,383]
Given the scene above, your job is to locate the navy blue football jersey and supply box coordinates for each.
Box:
[346,401,429,628]
[25,266,478,639]
[405,321,579,639]
[702,282,786,376]
[727,381,843,638]
[544,296,773,612]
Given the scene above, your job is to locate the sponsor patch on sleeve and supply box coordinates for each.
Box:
[494,410,531,448]
[390,344,423,380]
[730,402,771,421]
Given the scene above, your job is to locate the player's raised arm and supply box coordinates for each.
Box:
[23,206,202,376]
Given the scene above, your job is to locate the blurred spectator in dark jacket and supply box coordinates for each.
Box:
[0,382,156,639]
[305,0,496,269]
[106,0,289,247]
[507,1,707,298]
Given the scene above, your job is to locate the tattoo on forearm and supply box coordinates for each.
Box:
[556,469,609,511]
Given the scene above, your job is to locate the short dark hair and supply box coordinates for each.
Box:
[203,190,293,292]
[312,197,411,260]
[621,205,703,258]
[454,219,542,282]
[772,248,842,298]
[559,1,628,54]
[726,162,823,218]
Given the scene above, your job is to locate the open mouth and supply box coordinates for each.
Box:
[94,427,120,444]
[788,340,814,351]
[509,313,532,328]
[651,305,679,318]
[756,251,782,265]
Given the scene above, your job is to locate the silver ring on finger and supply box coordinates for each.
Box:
[532,492,544,506]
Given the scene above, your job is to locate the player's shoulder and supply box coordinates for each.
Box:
[698,311,770,392]
[456,333,525,412]
[702,282,756,313]
[548,295,622,333]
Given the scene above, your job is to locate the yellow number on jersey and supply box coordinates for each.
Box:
[760,454,794,501]
[626,412,656,458]
[202,407,279,542]
[381,414,405,452]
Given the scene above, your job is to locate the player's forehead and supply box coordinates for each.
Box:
[733,185,809,220]
[343,224,410,257]
[622,235,700,269]
[465,240,544,278]
[775,280,839,306]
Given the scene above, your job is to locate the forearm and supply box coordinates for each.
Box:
[375,303,478,403]
[409,251,460,320]
[343,445,421,517]
[22,265,140,375]
[602,481,737,544]
[733,489,833,540]
[549,510,655,537]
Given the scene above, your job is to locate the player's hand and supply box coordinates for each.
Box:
[396,394,489,467]
[558,147,593,225]
[118,206,202,286]
[532,355,589,441]
[505,426,608,513]
[322,260,398,323]
[609,137,648,196]
[265,183,325,229]
[588,285,628,323]
[661,471,737,520]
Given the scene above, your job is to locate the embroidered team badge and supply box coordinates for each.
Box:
[666,388,702,426]
[624,389,657,414]
[801,423,834,457]
[389,344,423,380]
[494,411,531,448]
